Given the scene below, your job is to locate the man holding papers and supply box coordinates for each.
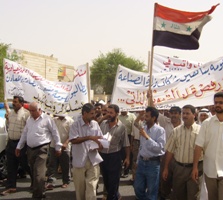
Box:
[99,104,130,200]
[69,103,103,200]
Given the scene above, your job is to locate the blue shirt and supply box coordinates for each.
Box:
[138,123,166,160]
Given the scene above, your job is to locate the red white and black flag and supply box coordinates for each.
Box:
[152,3,219,50]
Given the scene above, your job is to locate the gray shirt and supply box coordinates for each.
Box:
[100,119,130,154]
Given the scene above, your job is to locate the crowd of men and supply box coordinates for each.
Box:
[0,91,223,200]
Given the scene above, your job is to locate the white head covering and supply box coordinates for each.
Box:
[197,108,212,125]
[98,100,106,105]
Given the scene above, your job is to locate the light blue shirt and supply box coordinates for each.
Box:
[138,123,166,160]
[69,116,103,168]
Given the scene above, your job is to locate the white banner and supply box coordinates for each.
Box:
[111,54,223,111]
[4,59,89,116]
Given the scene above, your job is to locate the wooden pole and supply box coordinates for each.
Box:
[147,3,156,106]
[86,63,91,102]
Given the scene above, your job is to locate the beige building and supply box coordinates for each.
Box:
[9,48,110,102]
[12,49,75,82]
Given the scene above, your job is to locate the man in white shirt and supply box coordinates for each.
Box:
[69,103,103,200]
[192,91,223,200]
[15,102,62,199]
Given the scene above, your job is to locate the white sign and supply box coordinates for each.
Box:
[111,54,223,111]
[4,59,89,116]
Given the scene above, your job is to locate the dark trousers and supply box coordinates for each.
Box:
[27,144,49,198]
[46,147,70,184]
[159,155,174,199]
[6,139,31,188]
[100,151,122,200]
[121,135,132,175]
[172,160,203,200]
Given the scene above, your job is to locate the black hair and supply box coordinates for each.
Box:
[13,96,24,104]
[214,92,223,99]
[182,104,196,114]
[108,104,119,113]
[95,102,102,107]
[145,106,159,122]
[82,103,95,115]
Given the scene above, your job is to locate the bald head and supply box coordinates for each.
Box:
[29,102,42,119]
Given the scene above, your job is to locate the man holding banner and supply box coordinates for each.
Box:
[134,106,165,200]
[1,96,31,196]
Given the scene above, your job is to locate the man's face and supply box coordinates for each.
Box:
[182,108,195,126]
[169,111,181,123]
[95,105,102,115]
[102,105,108,116]
[83,109,95,123]
[144,111,155,125]
[214,97,223,113]
[107,108,118,122]
[121,111,127,116]
[199,113,209,122]
[12,98,22,112]
[29,107,41,119]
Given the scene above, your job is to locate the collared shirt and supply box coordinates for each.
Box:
[69,117,103,168]
[100,119,130,154]
[118,112,136,135]
[17,113,62,151]
[50,116,74,151]
[196,115,223,178]
[131,121,144,140]
[7,107,30,140]
[138,123,166,160]
[158,113,182,142]
[166,122,201,163]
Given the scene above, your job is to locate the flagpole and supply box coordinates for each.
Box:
[86,62,91,103]
[147,3,156,106]
[3,59,10,114]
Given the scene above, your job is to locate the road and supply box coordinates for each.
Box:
[0,174,136,200]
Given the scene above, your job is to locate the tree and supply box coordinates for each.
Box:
[0,43,21,101]
[90,49,145,94]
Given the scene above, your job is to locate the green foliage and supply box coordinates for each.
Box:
[0,43,21,102]
[90,49,145,94]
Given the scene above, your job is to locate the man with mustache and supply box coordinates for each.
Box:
[158,106,182,200]
[163,104,203,200]
[99,104,130,200]
[147,90,182,200]
[192,92,223,200]
[1,96,31,196]
[69,103,103,200]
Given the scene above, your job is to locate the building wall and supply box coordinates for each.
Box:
[11,49,110,100]
[15,49,74,82]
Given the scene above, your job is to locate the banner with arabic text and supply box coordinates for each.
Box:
[111,54,223,111]
[4,59,89,116]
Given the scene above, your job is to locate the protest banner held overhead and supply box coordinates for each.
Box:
[4,59,89,116]
[111,54,223,111]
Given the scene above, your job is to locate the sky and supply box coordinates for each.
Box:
[1,0,222,67]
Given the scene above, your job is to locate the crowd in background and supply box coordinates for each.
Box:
[0,92,222,200]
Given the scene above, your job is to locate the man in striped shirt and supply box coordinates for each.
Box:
[162,104,203,200]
